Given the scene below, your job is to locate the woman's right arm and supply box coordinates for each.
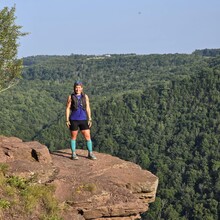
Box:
[66,95,71,127]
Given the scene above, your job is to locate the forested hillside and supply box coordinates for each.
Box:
[0,51,219,219]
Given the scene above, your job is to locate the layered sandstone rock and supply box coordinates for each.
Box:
[0,136,158,220]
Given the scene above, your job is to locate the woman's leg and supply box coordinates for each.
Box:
[81,129,96,160]
[70,130,79,159]
[81,129,91,141]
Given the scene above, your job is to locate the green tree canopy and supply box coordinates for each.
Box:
[0,6,27,93]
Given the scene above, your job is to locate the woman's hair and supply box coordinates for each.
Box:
[74,80,83,88]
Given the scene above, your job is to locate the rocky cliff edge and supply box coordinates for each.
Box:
[0,136,158,220]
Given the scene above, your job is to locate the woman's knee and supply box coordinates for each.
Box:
[81,130,91,140]
[71,131,78,139]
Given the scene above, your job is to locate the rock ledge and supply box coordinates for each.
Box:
[0,136,158,220]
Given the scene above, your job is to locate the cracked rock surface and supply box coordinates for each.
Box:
[0,136,158,220]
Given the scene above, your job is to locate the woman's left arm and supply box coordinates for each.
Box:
[85,94,92,127]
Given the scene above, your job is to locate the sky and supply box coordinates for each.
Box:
[1,0,220,58]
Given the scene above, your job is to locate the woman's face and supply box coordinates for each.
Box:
[74,85,83,94]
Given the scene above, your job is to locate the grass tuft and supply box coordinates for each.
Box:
[0,164,63,219]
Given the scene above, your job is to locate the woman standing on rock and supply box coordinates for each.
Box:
[66,81,96,160]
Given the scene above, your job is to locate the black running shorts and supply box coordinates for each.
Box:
[69,120,89,131]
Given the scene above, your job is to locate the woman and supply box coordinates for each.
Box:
[66,81,96,160]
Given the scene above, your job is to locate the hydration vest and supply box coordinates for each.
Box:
[70,93,87,111]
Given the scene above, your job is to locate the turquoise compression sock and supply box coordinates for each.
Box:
[71,140,76,153]
[87,140,93,152]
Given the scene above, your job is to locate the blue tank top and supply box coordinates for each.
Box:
[70,94,87,120]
